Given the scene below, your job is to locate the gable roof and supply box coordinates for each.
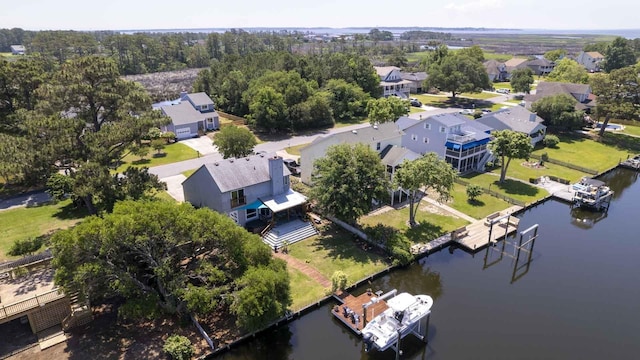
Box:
[185,92,214,107]
[194,153,291,193]
[504,58,528,68]
[380,146,422,167]
[524,81,592,103]
[427,112,467,128]
[396,116,420,131]
[483,59,505,76]
[306,122,403,149]
[400,72,428,82]
[476,106,545,134]
[160,102,204,126]
[586,51,604,59]
[10,45,25,52]
[374,66,400,78]
[526,58,554,67]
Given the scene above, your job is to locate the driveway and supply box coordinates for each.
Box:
[161,175,187,202]
[180,137,217,155]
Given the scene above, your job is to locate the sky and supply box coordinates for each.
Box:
[2,0,639,31]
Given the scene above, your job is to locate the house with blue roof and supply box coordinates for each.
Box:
[398,113,494,173]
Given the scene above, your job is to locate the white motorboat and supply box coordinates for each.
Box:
[362,292,433,353]
[572,177,613,210]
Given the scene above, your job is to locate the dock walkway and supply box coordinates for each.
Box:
[332,291,388,334]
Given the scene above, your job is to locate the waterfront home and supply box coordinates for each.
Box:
[476,106,547,146]
[524,81,596,113]
[158,91,219,139]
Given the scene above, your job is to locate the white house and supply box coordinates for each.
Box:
[10,45,25,55]
[375,66,412,98]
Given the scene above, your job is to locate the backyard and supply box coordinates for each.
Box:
[446,183,512,219]
[461,172,548,204]
[288,267,327,311]
[115,142,198,173]
[489,158,589,183]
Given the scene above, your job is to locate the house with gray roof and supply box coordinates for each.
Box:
[299,122,404,184]
[380,145,422,205]
[524,81,595,112]
[476,106,547,145]
[158,92,219,139]
[400,72,428,93]
[575,51,604,72]
[525,58,555,76]
[484,60,508,82]
[375,66,412,98]
[399,113,494,173]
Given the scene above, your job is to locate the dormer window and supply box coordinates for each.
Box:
[201,105,209,110]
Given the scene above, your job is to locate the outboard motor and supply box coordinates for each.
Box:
[362,332,374,352]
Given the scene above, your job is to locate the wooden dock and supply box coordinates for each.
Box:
[332,290,389,335]
[455,210,522,252]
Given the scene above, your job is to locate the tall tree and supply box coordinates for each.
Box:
[604,37,637,73]
[387,48,408,68]
[393,153,457,227]
[544,49,567,62]
[509,68,535,94]
[324,79,370,121]
[425,52,491,98]
[247,86,288,130]
[547,58,589,84]
[590,66,640,136]
[213,125,258,158]
[310,143,389,224]
[366,96,408,125]
[532,94,584,131]
[488,130,533,183]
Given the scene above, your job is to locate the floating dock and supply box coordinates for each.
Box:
[332,290,389,334]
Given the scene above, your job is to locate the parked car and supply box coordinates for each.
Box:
[496,88,510,94]
[481,109,492,114]
[283,159,300,175]
[409,98,422,107]
[459,109,474,115]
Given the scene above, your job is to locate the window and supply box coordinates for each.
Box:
[423,137,429,144]
[439,126,446,133]
[230,189,246,208]
[411,134,418,141]
[201,105,209,110]
[376,142,381,150]
[424,123,431,130]
[284,176,289,186]
[246,208,257,220]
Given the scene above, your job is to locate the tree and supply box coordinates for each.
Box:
[247,86,288,130]
[532,94,584,131]
[603,37,637,73]
[393,153,457,227]
[543,134,560,148]
[163,335,193,360]
[331,271,348,292]
[590,66,640,136]
[425,52,491,98]
[51,200,290,326]
[547,58,589,84]
[324,79,370,122]
[366,96,408,125]
[213,125,257,159]
[510,68,534,94]
[8,236,46,257]
[466,184,483,203]
[151,139,165,154]
[131,145,150,161]
[310,143,389,224]
[544,49,567,62]
[387,49,408,68]
[488,130,533,183]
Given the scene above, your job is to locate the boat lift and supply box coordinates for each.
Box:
[483,224,539,284]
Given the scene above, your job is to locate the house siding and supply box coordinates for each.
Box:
[162,122,199,139]
[401,123,448,157]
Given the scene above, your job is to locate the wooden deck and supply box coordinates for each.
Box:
[455,216,520,252]
[332,291,389,335]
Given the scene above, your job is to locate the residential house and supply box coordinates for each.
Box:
[375,66,412,98]
[379,145,422,205]
[484,60,508,82]
[476,106,547,145]
[504,58,529,73]
[525,58,555,76]
[575,51,604,72]
[10,45,25,55]
[400,72,428,93]
[299,122,404,184]
[158,91,219,139]
[524,81,595,112]
[398,113,493,173]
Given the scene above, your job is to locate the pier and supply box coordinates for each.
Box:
[455,215,520,251]
[332,290,389,334]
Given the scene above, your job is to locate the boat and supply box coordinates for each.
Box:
[572,177,613,211]
[361,292,433,353]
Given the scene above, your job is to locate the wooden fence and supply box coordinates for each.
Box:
[529,153,598,175]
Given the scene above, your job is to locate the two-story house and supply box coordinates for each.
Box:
[398,113,493,173]
[575,51,604,72]
[525,58,555,76]
[476,106,547,146]
[400,72,428,93]
[484,60,509,82]
[375,66,412,98]
[524,82,595,113]
[158,92,220,139]
[299,122,405,185]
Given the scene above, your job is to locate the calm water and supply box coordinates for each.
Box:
[220,168,640,360]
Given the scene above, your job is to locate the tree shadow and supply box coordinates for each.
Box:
[493,179,540,197]
[404,222,446,244]
[152,153,167,158]
[52,201,89,220]
[312,225,387,263]
[467,199,485,207]
[131,159,151,165]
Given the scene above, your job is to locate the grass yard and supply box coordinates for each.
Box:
[490,158,589,183]
[287,226,388,285]
[285,143,310,156]
[288,267,327,311]
[412,94,450,107]
[181,169,197,178]
[621,124,640,137]
[531,135,633,172]
[462,172,548,204]
[359,203,469,244]
[115,142,198,173]
[447,183,512,220]
[459,91,498,100]
[0,200,87,261]
[492,82,513,90]
[333,118,370,128]
[409,106,425,114]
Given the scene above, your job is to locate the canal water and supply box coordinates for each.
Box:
[220,169,640,360]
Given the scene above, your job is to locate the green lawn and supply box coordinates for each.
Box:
[288,268,327,311]
[492,82,513,90]
[115,142,198,173]
[409,106,424,114]
[181,169,197,178]
[531,136,633,172]
[333,118,369,128]
[285,143,310,156]
[621,124,640,137]
[461,172,548,204]
[287,227,388,285]
[0,200,87,261]
[412,94,450,107]
[447,183,512,220]
[459,91,498,100]
[490,158,588,183]
[359,203,469,244]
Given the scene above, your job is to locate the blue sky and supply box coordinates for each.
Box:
[2,0,639,31]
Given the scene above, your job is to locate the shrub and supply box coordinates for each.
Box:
[541,152,549,162]
[466,184,483,202]
[161,131,176,143]
[331,271,348,292]
[163,335,194,360]
[473,110,483,119]
[543,135,559,148]
[8,236,45,257]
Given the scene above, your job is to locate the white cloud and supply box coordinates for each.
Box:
[445,0,505,12]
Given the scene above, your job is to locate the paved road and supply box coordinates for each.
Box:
[0,191,52,212]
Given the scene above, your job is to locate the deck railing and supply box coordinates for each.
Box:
[0,288,65,321]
